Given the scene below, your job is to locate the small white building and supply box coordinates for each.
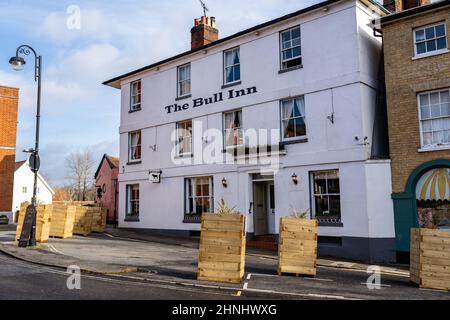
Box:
[104,0,396,262]
[12,160,54,217]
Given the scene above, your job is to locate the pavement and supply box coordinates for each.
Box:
[1,225,449,300]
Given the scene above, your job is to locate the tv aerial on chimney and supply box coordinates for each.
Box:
[199,0,209,16]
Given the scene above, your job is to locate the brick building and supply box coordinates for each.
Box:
[94,154,119,224]
[0,85,19,221]
[379,1,450,261]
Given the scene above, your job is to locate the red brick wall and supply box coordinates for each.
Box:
[95,159,119,222]
[0,86,18,212]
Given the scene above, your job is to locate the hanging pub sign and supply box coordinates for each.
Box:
[164,86,258,114]
[149,170,162,183]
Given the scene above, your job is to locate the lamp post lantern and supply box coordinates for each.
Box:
[9,45,42,247]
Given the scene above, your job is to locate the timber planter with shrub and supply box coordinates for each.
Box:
[410,228,450,291]
[278,215,318,277]
[197,199,246,284]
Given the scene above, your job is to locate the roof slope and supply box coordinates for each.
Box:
[94,154,120,179]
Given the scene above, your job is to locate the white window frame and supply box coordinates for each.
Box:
[413,22,448,59]
[177,63,191,98]
[417,88,450,150]
[280,25,302,70]
[22,186,27,194]
[310,170,341,224]
[128,130,142,162]
[176,120,193,157]
[280,96,307,142]
[126,184,140,217]
[184,177,214,216]
[130,80,142,111]
[223,47,241,85]
[223,109,244,149]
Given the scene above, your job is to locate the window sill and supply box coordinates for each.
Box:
[128,108,141,114]
[175,94,192,101]
[127,161,142,165]
[418,145,450,153]
[221,81,242,89]
[412,49,449,60]
[174,153,193,159]
[124,215,140,222]
[278,64,303,74]
[318,222,343,227]
[280,137,308,146]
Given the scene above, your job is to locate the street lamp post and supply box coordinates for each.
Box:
[9,45,42,247]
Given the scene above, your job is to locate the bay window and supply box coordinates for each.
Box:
[311,170,341,224]
[184,177,214,222]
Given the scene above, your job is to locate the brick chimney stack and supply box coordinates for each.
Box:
[383,0,431,13]
[191,15,219,50]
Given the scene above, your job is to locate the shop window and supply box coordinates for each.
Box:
[416,167,450,229]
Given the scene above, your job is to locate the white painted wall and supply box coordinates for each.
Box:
[12,162,54,217]
[114,0,394,243]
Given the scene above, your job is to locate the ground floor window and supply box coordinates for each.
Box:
[126,184,140,218]
[184,177,213,222]
[311,170,341,224]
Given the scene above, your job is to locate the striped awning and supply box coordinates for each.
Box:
[416,168,450,201]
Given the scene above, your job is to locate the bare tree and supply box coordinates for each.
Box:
[65,150,96,201]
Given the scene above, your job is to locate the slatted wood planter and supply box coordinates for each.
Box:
[91,207,108,233]
[73,206,94,236]
[410,228,450,291]
[197,213,246,284]
[49,204,76,239]
[16,204,52,243]
[278,217,318,277]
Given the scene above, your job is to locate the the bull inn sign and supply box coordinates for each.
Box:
[164,86,258,114]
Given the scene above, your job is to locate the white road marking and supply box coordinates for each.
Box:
[246,273,252,280]
[360,282,391,287]
[303,277,334,282]
[243,287,359,300]
[243,282,249,290]
[47,245,65,255]
[318,265,410,278]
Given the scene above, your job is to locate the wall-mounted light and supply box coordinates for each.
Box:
[291,173,299,185]
[222,177,228,188]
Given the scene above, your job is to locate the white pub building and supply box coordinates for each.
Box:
[104,0,396,262]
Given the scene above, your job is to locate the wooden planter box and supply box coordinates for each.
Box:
[73,206,94,236]
[49,204,76,239]
[197,213,246,284]
[278,217,318,277]
[91,207,108,233]
[16,205,52,243]
[410,228,450,291]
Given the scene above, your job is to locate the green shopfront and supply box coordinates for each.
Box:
[392,159,450,262]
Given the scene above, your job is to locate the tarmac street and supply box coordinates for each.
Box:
[0,226,449,300]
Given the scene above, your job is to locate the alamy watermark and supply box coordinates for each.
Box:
[66,265,81,290]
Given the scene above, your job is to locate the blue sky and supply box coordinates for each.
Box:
[0,0,382,186]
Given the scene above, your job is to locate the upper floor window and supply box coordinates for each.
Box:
[130,80,141,111]
[128,130,142,162]
[176,120,192,156]
[280,26,302,70]
[177,64,191,97]
[414,23,448,57]
[281,96,306,141]
[418,89,450,148]
[223,110,243,148]
[22,186,27,194]
[224,47,240,84]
